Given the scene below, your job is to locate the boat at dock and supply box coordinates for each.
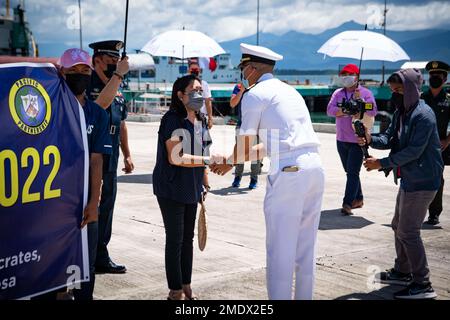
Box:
[152,53,240,84]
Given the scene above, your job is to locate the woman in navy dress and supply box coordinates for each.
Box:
[153,74,212,300]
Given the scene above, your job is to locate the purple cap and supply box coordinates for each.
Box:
[58,48,93,69]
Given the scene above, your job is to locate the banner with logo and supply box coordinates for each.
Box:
[0,63,89,299]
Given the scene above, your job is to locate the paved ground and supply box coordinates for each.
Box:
[94,121,450,300]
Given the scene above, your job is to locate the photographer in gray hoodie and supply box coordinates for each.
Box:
[358,68,443,299]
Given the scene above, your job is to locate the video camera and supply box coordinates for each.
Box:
[337,98,367,116]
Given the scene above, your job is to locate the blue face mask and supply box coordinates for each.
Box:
[240,72,249,88]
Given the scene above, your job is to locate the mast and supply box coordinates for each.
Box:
[256,0,260,45]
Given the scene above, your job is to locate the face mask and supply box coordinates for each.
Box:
[104,64,117,79]
[240,65,254,88]
[240,72,249,88]
[339,75,358,88]
[186,91,204,111]
[429,76,444,89]
[190,68,200,76]
[65,73,91,95]
[391,92,404,110]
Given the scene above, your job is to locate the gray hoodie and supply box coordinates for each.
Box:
[370,68,443,191]
[394,68,423,112]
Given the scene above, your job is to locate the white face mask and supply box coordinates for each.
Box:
[339,75,358,88]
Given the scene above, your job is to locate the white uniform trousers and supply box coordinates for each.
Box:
[264,148,325,300]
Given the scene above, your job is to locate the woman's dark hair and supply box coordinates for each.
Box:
[387,73,403,84]
[170,74,204,121]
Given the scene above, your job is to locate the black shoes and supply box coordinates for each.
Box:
[394,282,437,300]
[341,204,353,216]
[424,216,440,226]
[95,260,127,274]
[249,178,258,190]
[375,268,413,286]
[375,268,438,299]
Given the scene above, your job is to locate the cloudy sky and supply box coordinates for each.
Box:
[5,0,450,52]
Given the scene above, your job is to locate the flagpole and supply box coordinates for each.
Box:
[256,0,260,45]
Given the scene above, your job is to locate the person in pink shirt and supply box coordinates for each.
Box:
[327,64,378,215]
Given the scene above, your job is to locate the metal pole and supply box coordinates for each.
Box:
[138,70,141,91]
[182,45,185,75]
[358,47,364,75]
[358,24,367,78]
[256,0,260,45]
[122,0,129,58]
[6,0,10,18]
[78,0,83,49]
[381,0,387,84]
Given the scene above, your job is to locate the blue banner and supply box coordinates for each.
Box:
[0,63,89,299]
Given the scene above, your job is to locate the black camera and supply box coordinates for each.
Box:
[337,98,365,116]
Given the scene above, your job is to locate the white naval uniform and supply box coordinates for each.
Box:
[240,73,325,300]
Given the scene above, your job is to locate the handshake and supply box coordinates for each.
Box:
[207,154,234,176]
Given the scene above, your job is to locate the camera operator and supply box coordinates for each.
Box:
[358,69,443,299]
[327,64,378,215]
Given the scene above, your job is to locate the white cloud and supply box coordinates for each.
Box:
[23,0,450,52]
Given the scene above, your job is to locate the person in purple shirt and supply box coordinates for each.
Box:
[327,64,378,215]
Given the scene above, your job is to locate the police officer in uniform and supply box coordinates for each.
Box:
[210,43,325,300]
[87,40,134,273]
[422,61,450,225]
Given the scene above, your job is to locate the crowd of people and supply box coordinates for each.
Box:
[27,37,448,301]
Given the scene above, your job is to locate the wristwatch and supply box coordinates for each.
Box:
[203,157,211,166]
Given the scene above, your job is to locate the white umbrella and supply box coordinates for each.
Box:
[401,61,428,70]
[317,30,410,62]
[141,30,226,59]
[127,53,155,71]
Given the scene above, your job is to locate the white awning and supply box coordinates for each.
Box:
[128,53,155,71]
[401,61,428,70]
[139,93,168,99]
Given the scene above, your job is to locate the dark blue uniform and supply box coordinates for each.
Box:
[83,98,113,157]
[73,98,111,301]
[86,70,127,269]
[422,60,450,223]
[422,89,450,220]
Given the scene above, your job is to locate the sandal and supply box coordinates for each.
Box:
[167,290,184,300]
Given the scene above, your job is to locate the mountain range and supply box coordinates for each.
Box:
[219,21,450,71]
[36,21,449,71]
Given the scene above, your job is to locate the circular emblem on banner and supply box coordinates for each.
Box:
[9,78,52,135]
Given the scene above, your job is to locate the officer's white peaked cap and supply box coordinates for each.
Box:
[239,43,283,67]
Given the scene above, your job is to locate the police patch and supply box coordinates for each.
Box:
[8,78,51,135]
